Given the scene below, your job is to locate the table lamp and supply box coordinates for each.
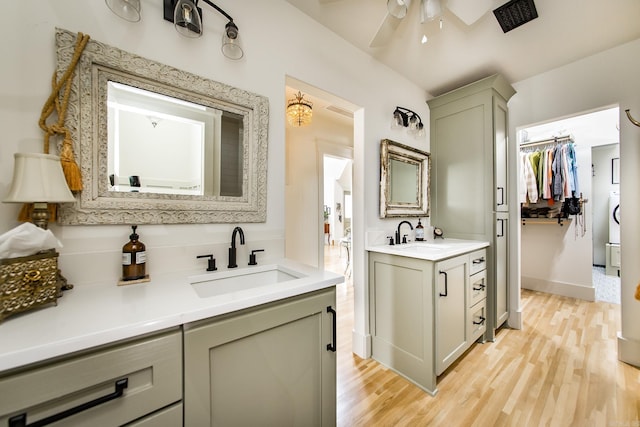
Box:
[3,153,76,229]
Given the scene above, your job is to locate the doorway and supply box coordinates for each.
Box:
[323,155,352,276]
[518,106,620,303]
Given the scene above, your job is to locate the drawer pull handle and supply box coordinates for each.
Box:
[326,306,337,352]
[473,316,486,325]
[439,271,448,297]
[9,378,128,427]
[473,282,486,291]
[472,258,485,265]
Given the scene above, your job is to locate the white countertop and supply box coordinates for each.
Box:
[0,259,343,372]
[366,238,489,261]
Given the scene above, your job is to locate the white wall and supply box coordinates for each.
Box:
[509,38,640,366]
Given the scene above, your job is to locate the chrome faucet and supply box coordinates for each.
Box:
[396,220,414,244]
[228,226,245,268]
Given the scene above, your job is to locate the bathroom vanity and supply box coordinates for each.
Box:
[367,239,489,394]
[0,260,341,426]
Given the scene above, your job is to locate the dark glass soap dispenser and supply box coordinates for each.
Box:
[122,225,146,281]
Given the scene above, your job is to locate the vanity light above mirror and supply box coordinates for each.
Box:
[54,28,269,225]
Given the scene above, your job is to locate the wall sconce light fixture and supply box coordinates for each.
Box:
[105,0,141,22]
[105,0,243,60]
[391,106,425,138]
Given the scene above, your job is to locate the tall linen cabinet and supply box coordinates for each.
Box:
[427,74,515,341]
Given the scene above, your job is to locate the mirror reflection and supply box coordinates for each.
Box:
[380,139,430,218]
[107,82,243,197]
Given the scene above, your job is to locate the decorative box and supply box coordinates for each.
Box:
[0,249,61,322]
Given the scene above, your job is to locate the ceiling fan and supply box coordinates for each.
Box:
[370,0,495,47]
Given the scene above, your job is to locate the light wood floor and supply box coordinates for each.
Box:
[324,245,640,426]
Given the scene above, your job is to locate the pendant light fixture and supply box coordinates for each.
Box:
[287,92,313,127]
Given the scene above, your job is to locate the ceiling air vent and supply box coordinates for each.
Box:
[493,0,538,33]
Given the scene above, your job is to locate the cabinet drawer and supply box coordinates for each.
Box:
[0,329,182,427]
[469,249,487,275]
[127,402,183,427]
[468,300,487,341]
[468,270,487,308]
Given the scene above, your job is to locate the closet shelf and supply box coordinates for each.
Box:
[521,217,571,226]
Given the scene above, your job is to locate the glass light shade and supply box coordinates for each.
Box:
[387,0,411,19]
[391,111,404,129]
[105,0,141,22]
[174,0,203,38]
[221,22,244,60]
[4,153,75,204]
[421,0,446,21]
[287,92,313,127]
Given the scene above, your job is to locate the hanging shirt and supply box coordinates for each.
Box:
[518,151,527,203]
[524,152,538,203]
[566,142,580,196]
[552,144,565,201]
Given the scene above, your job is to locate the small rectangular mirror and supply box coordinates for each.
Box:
[380,139,430,218]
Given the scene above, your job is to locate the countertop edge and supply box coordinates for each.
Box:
[0,259,343,373]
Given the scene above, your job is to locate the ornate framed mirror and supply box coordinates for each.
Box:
[379,139,430,218]
[55,28,269,224]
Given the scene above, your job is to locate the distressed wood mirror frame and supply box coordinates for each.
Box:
[55,28,269,224]
[379,139,430,218]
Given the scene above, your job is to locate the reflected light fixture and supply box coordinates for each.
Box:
[391,106,426,138]
[287,92,313,127]
[105,0,141,22]
[3,153,76,229]
[388,0,412,19]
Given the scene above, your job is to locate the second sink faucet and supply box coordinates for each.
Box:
[228,226,245,268]
[396,221,414,244]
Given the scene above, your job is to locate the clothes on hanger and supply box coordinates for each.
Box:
[519,140,579,204]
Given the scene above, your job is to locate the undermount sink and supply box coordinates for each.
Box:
[189,265,306,298]
[394,243,452,252]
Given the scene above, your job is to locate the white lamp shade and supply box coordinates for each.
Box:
[4,153,75,203]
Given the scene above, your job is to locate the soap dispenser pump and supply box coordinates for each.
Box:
[415,219,425,241]
[122,225,146,281]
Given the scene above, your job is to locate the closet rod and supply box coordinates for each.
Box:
[520,135,573,148]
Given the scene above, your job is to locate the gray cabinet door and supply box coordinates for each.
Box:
[184,289,336,427]
[495,212,509,328]
[435,255,469,375]
[494,96,509,212]
[369,252,435,393]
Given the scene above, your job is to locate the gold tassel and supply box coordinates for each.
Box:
[635,283,640,301]
[60,137,83,191]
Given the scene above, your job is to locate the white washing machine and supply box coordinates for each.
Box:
[609,191,620,244]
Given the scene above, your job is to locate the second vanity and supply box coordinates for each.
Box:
[0,260,342,426]
[367,238,489,395]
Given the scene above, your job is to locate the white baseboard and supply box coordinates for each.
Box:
[521,276,596,301]
[507,308,522,330]
[351,329,371,359]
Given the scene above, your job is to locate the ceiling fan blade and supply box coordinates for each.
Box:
[447,0,493,25]
[369,13,402,47]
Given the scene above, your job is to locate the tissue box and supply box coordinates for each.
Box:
[0,249,60,322]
